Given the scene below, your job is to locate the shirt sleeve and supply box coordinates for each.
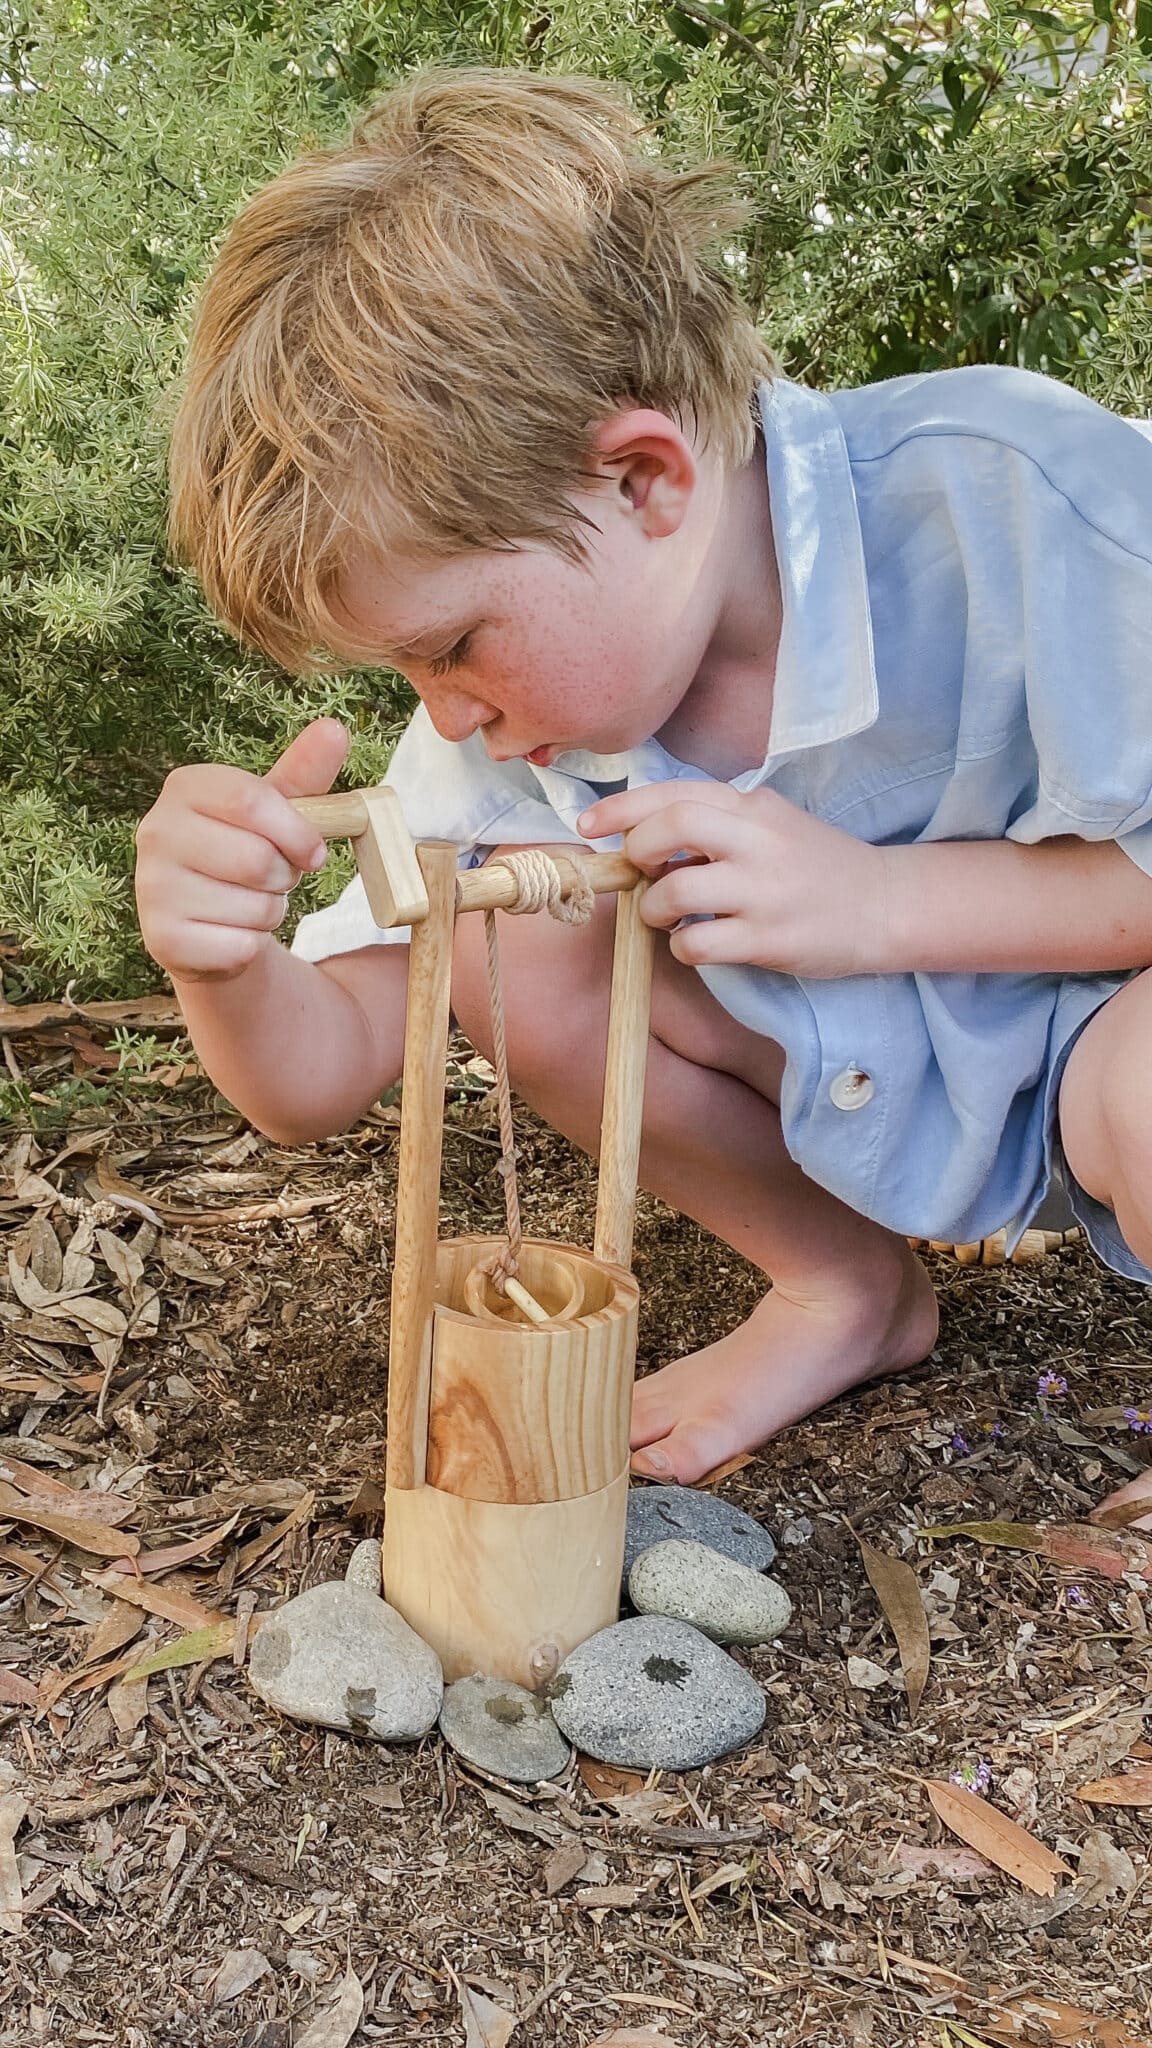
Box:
[998,404,1152,866]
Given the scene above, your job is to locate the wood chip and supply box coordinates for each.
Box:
[924,1780,1072,1896]
[42,1767,163,1825]
[0,1793,27,1934]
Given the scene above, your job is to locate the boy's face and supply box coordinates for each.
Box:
[328,409,724,768]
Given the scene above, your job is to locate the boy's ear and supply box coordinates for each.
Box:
[587,408,697,539]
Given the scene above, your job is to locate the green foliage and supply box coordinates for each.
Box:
[1,0,1149,999]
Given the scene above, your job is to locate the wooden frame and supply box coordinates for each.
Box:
[295,790,654,1685]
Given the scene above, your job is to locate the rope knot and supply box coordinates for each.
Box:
[491,848,595,926]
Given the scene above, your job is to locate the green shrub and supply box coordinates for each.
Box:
[2,0,1148,998]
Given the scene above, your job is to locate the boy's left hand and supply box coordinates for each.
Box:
[576,782,889,979]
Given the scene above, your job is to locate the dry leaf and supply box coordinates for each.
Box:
[924,1780,1072,1896]
[922,1519,1152,1584]
[209,1948,272,2005]
[542,1841,588,1895]
[847,1655,893,1691]
[0,1666,38,1708]
[448,1962,519,2048]
[104,1509,241,1576]
[1075,1766,1152,1808]
[90,1570,223,1630]
[293,1968,365,2048]
[586,2033,674,2046]
[79,1600,144,1668]
[0,1480,139,1557]
[0,1463,136,1525]
[0,1793,27,1935]
[961,1991,1152,2047]
[229,1490,314,1578]
[107,1675,150,1739]
[122,1622,235,1681]
[856,1534,931,1719]
[577,1756,645,1802]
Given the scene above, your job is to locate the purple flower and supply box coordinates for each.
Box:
[1123,1406,1152,1435]
[950,1759,992,1794]
[988,1421,1006,1440]
[1066,1585,1090,1607]
[951,1432,971,1457]
[1037,1371,1068,1399]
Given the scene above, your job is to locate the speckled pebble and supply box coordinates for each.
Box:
[248,1582,442,1742]
[623,1485,776,1577]
[439,1675,571,1782]
[548,1615,766,1770]
[343,1538,383,1594]
[628,1539,792,1646]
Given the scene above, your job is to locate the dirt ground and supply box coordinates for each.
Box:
[0,1035,1150,2048]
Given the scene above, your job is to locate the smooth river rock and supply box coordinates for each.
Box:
[439,1675,572,1782]
[249,1582,442,1742]
[623,1485,776,1579]
[629,1539,793,1646]
[549,1615,766,1770]
[343,1538,383,1595]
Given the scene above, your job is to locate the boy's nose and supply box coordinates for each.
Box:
[428,689,493,745]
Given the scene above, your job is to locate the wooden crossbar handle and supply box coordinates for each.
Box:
[292,789,642,924]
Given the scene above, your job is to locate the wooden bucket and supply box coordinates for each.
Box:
[383,1234,639,1687]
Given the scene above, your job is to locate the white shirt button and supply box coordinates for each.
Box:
[829,1066,875,1111]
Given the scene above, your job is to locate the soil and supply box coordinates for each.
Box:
[0,1048,1150,2048]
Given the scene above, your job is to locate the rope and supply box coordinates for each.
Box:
[478,851,595,1296]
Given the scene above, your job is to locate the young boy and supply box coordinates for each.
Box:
[138,65,1152,1522]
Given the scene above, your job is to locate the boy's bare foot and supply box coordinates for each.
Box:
[629,1241,939,1484]
[1092,1465,1152,1533]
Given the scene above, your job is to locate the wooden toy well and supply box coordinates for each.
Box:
[295,790,653,1689]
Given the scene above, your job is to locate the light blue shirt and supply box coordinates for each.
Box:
[294,367,1152,1250]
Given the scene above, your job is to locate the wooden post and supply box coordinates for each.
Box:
[594,879,654,1270]
[385,842,458,1492]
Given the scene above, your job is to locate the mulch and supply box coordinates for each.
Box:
[0,1014,1150,2048]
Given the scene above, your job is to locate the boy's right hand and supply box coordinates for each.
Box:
[134,718,350,984]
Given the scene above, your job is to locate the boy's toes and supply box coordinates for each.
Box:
[629,1424,729,1486]
[1091,1464,1152,1532]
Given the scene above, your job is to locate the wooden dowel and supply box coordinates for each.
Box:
[594,880,654,1270]
[457,850,640,913]
[503,1276,552,1325]
[294,792,371,837]
[290,793,639,916]
[386,843,458,1492]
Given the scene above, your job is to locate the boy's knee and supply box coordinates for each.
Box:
[1061,1001,1152,1217]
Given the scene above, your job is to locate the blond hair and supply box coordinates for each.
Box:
[168,65,775,674]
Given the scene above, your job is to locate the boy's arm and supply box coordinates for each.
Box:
[173,940,408,1145]
[576,784,1152,979]
[877,836,1152,976]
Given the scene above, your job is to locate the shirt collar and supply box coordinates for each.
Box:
[751,376,878,771]
[532,376,878,798]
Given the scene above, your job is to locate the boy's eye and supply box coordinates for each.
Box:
[427,633,472,678]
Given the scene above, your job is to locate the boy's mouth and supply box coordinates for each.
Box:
[524,745,560,767]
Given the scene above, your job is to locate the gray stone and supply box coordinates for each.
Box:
[549,1616,766,1770]
[344,1538,383,1595]
[624,1485,776,1577]
[439,1675,571,1783]
[248,1582,442,1741]
[629,1539,792,1646]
